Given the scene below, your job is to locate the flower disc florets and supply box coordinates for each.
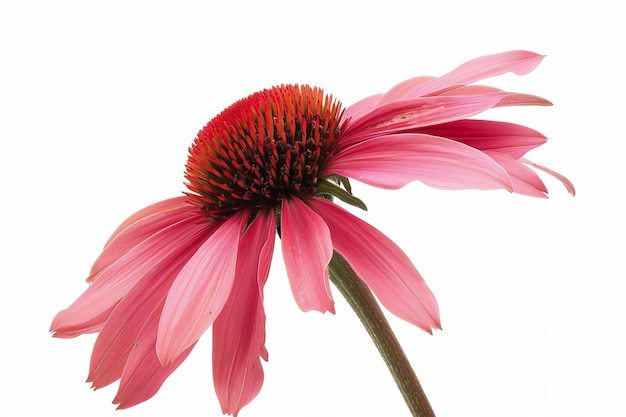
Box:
[185,84,344,220]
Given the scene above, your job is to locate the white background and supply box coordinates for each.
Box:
[1,1,623,416]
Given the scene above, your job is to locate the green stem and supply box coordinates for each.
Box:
[328,252,436,417]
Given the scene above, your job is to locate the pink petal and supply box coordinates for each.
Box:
[156,210,246,365]
[522,158,577,196]
[342,94,383,122]
[88,225,212,388]
[91,197,191,279]
[113,304,195,409]
[440,85,552,107]
[375,76,436,106]
[340,93,507,149]
[325,133,513,191]
[486,152,548,197]
[407,50,545,98]
[416,119,547,159]
[212,208,275,416]
[50,310,113,339]
[50,214,205,337]
[306,197,440,332]
[103,197,189,249]
[281,197,335,313]
[345,51,544,126]
[495,92,553,107]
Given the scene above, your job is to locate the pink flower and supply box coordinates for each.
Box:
[50,50,574,415]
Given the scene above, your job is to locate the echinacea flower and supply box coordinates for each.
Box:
[50,50,574,416]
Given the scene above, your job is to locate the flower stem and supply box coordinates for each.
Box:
[328,251,436,417]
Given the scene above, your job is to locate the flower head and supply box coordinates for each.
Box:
[50,50,573,416]
[185,84,343,219]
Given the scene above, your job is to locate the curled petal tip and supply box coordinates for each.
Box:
[522,159,576,196]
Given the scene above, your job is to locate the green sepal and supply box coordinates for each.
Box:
[324,174,353,194]
[316,178,368,211]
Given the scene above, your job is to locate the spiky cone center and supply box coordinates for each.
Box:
[185,85,344,220]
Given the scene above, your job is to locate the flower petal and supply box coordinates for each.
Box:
[91,197,191,279]
[439,85,552,107]
[416,119,548,159]
[326,133,512,191]
[486,152,548,197]
[407,50,545,98]
[49,310,113,338]
[281,197,335,313]
[375,76,436,106]
[522,158,577,196]
[342,93,383,122]
[495,92,553,107]
[212,208,275,416]
[50,213,205,338]
[306,197,440,332]
[103,197,189,249]
[88,224,212,388]
[113,304,195,409]
[156,210,246,365]
[340,93,507,149]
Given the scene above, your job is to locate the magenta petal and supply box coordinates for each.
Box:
[326,133,512,191]
[212,208,275,416]
[408,50,545,97]
[50,310,113,338]
[113,305,195,409]
[156,211,246,365]
[416,119,548,159]
[281,197,335,313]
[50,214,204,337]
[306,197,440,332]
[88,225,211,388]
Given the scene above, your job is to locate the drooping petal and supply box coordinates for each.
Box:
[522,158,577,196]
[325,133,513,191]
[50,214,204,338]
[281,197,335,313]
[88,223,214,388]
[415,119,548,159]
[113,303,195,409]
[486,152,548,197]
[50,310,113,338]
[406,50,545,98]
[212,208,275,416]
[306,197,440,333]
[340,93,507,149]
[156,210,246,365]
[91,197,191,279]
